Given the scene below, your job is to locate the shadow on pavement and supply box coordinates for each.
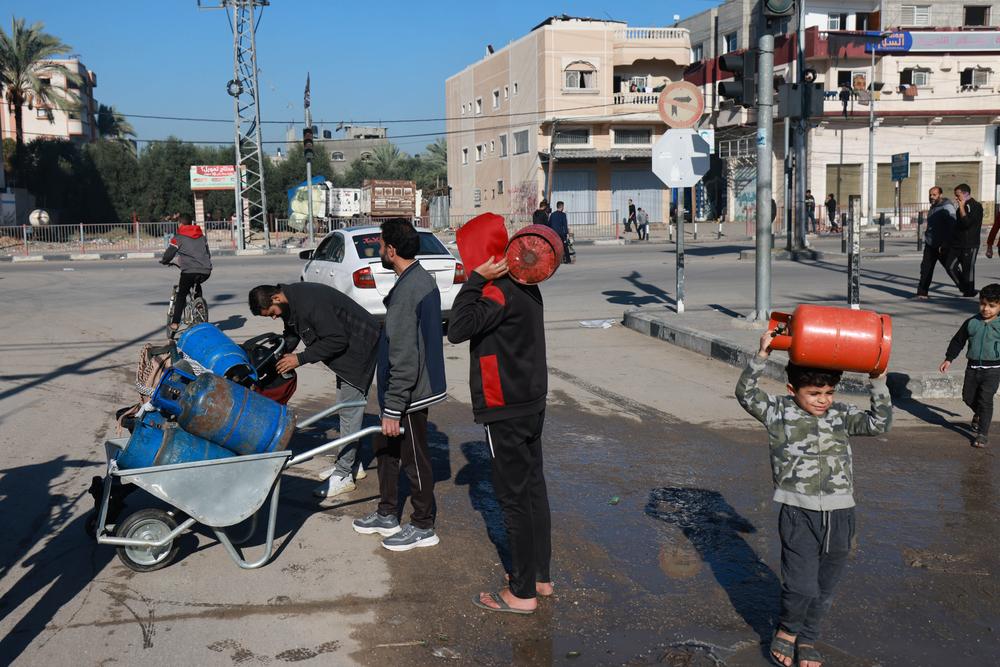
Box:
[214,314,246,332]
[454,440,511,573]
[603,271,677,308]
[645,487,780,647]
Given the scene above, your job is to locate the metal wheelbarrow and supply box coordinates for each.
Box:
[92,400,391,572]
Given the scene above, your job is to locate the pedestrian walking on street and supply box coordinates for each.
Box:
[448,250,553,616]
[805,190,817,233]
[636,207,650,241]
[626,198,637,233]
[736,328,892,667]
[939,283,1000,448]
[353,219,448,551]
[533,200,550,227]
[915,186,957,299]
[248,282,380,498]
[548,201,571,263]
[946,183,984,297]
[825,194,838,232]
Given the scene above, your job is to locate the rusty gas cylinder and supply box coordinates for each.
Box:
[505,224,564,285]
[768,304,892,375]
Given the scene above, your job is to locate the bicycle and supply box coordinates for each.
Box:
[165,266,209,333]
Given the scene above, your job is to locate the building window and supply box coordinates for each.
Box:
[961,67,991,88]
[475,97,482,114]
[475,145,484,161]
[35,107,50,119]
[489,140,495,153]
[899,68,929,87]
[513,82,519,95]
[901,5,931,26]
[492,90,500,108]
[497,179,504,195]
[554,128,590,146]
[462,147,469,165]
[331,151,345,161]
[613,128,652,145]
[513,130,529,155]
[499,134,508,157]
[827,13,848,30]
[838,70,867,90]
[724,32,738,53]
[503,85,509,99]
[461,103,466,115]
[691,43,704,61]
[965,5,990,25]
[564,61,597,90]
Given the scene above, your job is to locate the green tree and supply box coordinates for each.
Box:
[136,138,201,220]
[0,18,80,150]
[95,103,136,144]
[369,142,405,178]
[422,138,446,172]
[85,140,140,222]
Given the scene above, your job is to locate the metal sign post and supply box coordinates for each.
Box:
[675,188,685,313]
[889,152,909,257]
[755,34,775,320]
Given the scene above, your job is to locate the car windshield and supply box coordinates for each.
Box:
[353,232,449,260]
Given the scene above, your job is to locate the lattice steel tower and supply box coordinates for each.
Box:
[200,0,270,249]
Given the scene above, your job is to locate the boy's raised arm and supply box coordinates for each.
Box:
[735,329,779,424]
[844,372,893,436]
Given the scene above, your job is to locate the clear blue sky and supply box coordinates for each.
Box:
[10,1,709,155]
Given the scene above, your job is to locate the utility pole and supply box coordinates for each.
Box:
[754,34,775,321]
[794,0,807,249]
[200,0,270,250]
[546,120,559,203]
[304,73,315,245]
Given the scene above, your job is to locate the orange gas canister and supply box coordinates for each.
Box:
[505,224,565,285]
[768,304,893,375]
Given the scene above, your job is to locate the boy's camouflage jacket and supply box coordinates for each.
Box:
[735,355,893,511]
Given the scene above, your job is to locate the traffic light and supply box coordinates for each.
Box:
[302,127,314,161]
[718,50,757,108]
[763,0,795,18]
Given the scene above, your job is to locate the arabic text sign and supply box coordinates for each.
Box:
[864,31,913,53]
[190,165,244,191]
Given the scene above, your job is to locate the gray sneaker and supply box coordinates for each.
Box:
[353,511,401,536]
[381,524,440,552]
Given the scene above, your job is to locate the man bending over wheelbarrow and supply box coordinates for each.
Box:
[249,282,381,498]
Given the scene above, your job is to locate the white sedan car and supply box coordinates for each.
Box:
[298,226,466,319]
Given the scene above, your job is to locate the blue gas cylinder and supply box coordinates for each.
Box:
[117,411,235,470]
[175,323,257,383]
[150,367,195,415]
[176,373,296,456]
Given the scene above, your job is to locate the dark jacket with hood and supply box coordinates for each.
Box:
[950,197,984,248]
[376,263,448,419]
[279,282,380,392]
[925,197,957,249]
[161,224,212,274]
[447,272,547,424]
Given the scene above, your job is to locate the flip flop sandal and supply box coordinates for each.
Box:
[769,632,796,667]
[472,592,534,615]
[796,643,824,666]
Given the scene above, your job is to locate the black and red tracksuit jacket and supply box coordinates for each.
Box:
[447,272,546,424]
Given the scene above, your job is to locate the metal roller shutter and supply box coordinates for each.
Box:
[550,169,597,224]
[876,162,922,208]
[611,169,665,224]
[934,161,981,198]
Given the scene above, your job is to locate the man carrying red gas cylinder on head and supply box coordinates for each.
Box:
[448,213,556,615]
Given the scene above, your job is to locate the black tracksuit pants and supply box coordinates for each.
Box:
[917,245,951,296]
[485,410,551,600]
[945,247,978,295]
[963,366,1000,437]
[778,504,854,642]
[375,409,435,529]
[172,272,208,325]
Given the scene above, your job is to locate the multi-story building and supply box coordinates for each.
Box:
[681,1,1000,226]
[445,15,691,223]
[0,58,98,144]
[284,124,390,174]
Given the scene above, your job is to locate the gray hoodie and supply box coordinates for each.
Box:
[925,197,956,249]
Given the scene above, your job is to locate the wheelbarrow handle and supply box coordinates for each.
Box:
[296,399,368,429]
[286,424,404,467]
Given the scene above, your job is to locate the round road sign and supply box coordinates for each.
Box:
[28,209,51,226]
[657,81,705,129]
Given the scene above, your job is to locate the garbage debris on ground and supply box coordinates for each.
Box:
[579,319,616,329]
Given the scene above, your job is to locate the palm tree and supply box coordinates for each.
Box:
[0,18,80,149]
[96,103,135,143]
[370,142,404,177]
[423,138,446,171]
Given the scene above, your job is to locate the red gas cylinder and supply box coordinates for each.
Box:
[768,304,892,375]
[506,224,564,285]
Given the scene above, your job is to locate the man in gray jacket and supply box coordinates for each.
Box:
[916,186,957,299]
[353,219,447,551]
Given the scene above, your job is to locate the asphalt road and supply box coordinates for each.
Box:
[0,247,997,666]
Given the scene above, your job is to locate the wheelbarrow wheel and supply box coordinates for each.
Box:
[115,509,179,572]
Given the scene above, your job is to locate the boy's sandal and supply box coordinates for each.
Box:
[796,643,824,666]
[472,592,534,615]
[769,632,796,666]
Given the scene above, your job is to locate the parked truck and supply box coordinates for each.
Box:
[327,187,361,218]
[360,179,419,219]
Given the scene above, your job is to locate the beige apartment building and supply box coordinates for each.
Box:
[681,1,1000,226]
[445,16,691,225]
[0,58,99,144]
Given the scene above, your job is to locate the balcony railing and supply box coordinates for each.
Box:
[613,92,659,106]
[615,28,689,41]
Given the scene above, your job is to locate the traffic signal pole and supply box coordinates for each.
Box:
[753,34,775,321]
[794,0,807,249]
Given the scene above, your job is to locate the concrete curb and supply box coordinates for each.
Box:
[10,255,43,262]
[622,308,964,399]
[69,253,102,261]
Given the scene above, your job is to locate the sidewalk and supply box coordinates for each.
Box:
[623,290,975,400]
